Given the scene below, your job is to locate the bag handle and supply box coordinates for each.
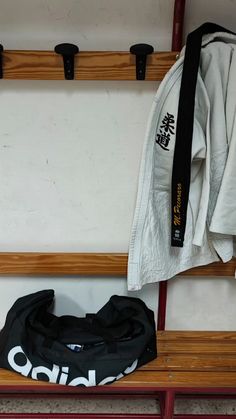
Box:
[41,315,120,353]
[171,22,235,247]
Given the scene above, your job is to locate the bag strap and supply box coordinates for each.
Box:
[41,315,120,353]
[171,22,235,247]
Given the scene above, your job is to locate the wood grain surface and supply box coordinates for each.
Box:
[0,253,234,276]
[2,50,178,81]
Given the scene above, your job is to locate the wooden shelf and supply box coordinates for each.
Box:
[0,253,234,276]
[2,50,178,81]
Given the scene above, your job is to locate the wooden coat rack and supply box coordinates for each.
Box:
[1,50,177,80]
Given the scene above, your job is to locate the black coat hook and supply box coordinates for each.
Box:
[130,43,154,80]
[0,44,3,79]
[54,43,79,80]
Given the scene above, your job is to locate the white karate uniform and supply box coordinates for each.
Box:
[128,32,236,291]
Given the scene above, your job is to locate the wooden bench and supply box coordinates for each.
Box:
[1,329,236,418]
[0,254,236,419]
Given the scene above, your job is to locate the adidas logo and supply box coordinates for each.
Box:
[7,345,138,386]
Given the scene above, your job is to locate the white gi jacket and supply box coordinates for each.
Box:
[128,27,236,291]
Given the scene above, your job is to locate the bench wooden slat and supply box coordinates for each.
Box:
[115,371,236,388]
[0,253,128,276]
[141,354,236,371]
[158,341,236,354]
[157,331,236,354]
[158,331,236,341]
[2,368,236,389]
[3,370,235,389]
[0,253,234,276]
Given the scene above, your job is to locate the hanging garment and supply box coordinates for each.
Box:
[128,23,236,291]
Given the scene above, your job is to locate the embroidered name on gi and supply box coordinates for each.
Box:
[174,183,182,228]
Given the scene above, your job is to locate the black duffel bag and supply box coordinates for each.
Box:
[0,290,157,387]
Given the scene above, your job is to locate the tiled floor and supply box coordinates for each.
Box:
[0,398,236,415]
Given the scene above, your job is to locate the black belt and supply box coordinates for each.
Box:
[171,22,235,247]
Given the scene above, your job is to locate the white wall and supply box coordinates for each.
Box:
[0,0,235,330]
